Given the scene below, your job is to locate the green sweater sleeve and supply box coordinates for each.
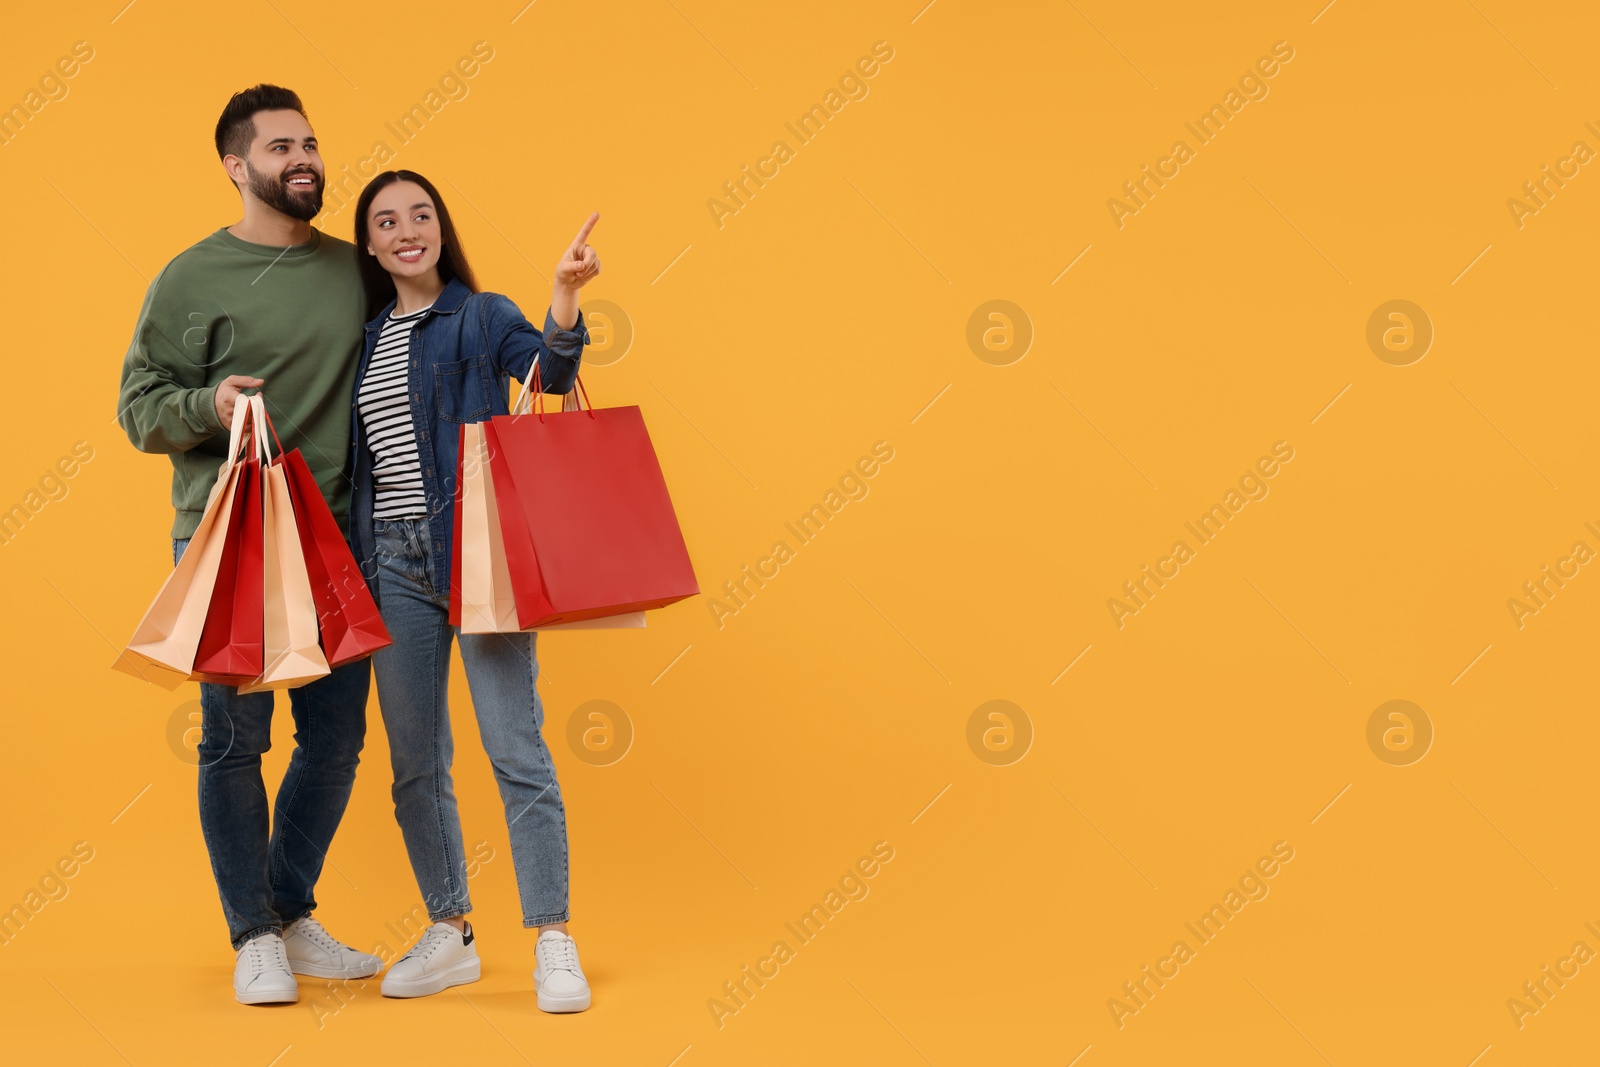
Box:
[117,265,227,454]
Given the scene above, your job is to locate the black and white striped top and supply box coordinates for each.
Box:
[358,303,433,520]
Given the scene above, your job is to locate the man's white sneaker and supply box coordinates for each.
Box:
[234,931,298,1005]
[282,915,382,979]
[533,929,590,1013]
[381,921,481,998]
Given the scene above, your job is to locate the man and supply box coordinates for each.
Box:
[117,84,381,1005]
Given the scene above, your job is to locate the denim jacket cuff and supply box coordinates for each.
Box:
[544,307,590,351]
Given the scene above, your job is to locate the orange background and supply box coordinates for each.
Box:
[2,1,1597,1064]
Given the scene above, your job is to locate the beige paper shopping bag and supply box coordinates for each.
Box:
[114,399,255,689]
[239,398,331,693]
[459,419,521,633]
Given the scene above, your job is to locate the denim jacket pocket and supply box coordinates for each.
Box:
[433,354,493,423]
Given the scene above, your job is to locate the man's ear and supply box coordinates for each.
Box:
[222,154,247,187]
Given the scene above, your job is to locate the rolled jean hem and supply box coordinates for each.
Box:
[523,911,570,928]
[429,907,472,924]
[231,921,284,951]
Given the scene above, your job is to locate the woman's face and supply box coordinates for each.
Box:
[365,180,442,281]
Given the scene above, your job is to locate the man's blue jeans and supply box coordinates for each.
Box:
[173,537,371,950]
[369,518,570,927]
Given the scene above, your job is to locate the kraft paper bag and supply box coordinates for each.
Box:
[239,410,331,694]
[457,419,521,633]
[114,399,254,689]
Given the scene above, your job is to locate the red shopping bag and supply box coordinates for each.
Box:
[191,451,265,684]
[274,434,392,666]
[485,370,698,627]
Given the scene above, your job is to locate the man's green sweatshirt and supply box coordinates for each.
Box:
[117,226,366,538]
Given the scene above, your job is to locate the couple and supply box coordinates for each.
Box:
[116,83,597,1011]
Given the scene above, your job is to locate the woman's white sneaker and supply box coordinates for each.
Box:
[282,915,382,979]
[381,921,481,998]
[533,929,591,1012]
[234,931,298,1005]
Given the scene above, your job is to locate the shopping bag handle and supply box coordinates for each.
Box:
[511,360,595,422]
[219,392,273,474]
[222,393,252,471]
[249,395,278,462]
[253,395,288,459]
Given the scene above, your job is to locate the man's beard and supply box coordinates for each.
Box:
[246,161,323,221]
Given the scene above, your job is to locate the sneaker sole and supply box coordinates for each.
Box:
[536,983,591,1013]
[381,956,481,998]
[236,985,299,1005]
[289,960,382,980]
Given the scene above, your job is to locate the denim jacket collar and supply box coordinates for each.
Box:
[362,274,474,334]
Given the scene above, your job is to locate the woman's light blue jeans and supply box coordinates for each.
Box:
[370,517,570,927]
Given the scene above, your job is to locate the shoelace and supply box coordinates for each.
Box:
[541,936,578,974]
[291,917,347,955]
[246,935,290,976]
[401,925,457,964]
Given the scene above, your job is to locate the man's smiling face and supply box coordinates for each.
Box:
[236,108,324,221]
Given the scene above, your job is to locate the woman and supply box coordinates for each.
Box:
[346,169,600,1011]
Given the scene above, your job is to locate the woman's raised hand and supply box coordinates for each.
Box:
[555,212,601,291]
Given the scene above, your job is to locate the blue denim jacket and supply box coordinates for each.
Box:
[348,275,588,605]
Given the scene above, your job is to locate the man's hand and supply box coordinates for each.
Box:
[214,375,264,427]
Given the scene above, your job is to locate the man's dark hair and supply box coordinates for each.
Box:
[214,84,307,163]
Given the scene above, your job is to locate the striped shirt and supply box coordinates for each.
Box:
[358,303,433,520]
